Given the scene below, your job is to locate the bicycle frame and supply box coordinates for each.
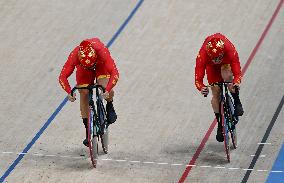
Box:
[87,86,108,137]
[205,82,238,129]
[218,82,238,162]
[220,83,238,129]
[71,84,108,167]
[71,84,107,136]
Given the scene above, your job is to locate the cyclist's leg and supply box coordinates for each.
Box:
[207,65,222,117]
[76,66,96,146]
[207,65,224,142]
[211,86,221,114]
[211,86,224,142]
[96,75,117,124]
[221,64,233,83]
[78,88,89,118]
[78,88,89,146]
[221,64,243,116]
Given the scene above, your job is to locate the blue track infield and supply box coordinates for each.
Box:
[266,143,284,183]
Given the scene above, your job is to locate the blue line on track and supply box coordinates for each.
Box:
[107,0,144,48]
[0,97,68,183]
[0,1,144,182]
[266,143,284,183]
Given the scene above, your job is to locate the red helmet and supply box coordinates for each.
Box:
[206,38,225,64]
[78,40,97,69]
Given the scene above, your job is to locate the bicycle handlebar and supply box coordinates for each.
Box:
[70,84,105,97]
[207,82,232,87]
[203,82,238,97]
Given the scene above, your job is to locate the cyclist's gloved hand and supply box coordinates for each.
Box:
[68,93,76,102]
[201,86,209,96]
[233,83,240,91]
[102,91,110,100]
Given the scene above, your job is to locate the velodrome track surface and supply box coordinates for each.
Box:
[0,0,283,182]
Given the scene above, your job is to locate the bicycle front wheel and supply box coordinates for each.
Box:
[221,103,231,163]
[88,109,98,168]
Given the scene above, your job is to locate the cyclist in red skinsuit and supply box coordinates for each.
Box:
[59,37,119,146]
[195,33,244,142]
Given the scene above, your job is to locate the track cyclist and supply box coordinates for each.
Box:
[194,33,244,142]
[59,37,119,147]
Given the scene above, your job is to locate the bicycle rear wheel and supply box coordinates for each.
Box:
[88,109,98,168]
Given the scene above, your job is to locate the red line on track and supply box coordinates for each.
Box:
[242,0,284,75]
[178,1,283,182]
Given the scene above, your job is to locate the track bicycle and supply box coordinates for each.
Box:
[205,82,238,162]
[71,84,109,168]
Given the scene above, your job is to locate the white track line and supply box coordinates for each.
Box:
[44,155,57,157]
[271,171,284,173]
[115,159,127,162]
[59,155,71,158]
[228,168,240,170]
[101,158,112,161]
[157,162,168,165]
[200,165,212,168]
[257,170,268,172]
[1,151,282,173]
[250,154,266,157]
[243,169,254,171]
[186,165,196,167]
[16,153,27,155]
[129,160,141,163]
[33,153,44,156]
[171,163,183,166]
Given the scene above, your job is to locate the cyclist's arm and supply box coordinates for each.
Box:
[102,49,119,92]
[226,40,242,85]
[58,48,78,94]
[90,38,119,92]
[195,48,207,91]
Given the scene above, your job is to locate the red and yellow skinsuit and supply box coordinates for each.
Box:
[59,38,119,93]
[195,33,242,91]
